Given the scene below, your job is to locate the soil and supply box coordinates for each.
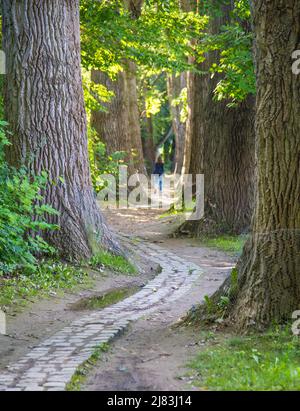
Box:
[83,208,236,391]
[0,206,236,390]
[0,240,157,370]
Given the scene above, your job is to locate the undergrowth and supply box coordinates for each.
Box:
[89,250,137,275]
[189,326,300,391]
[66,343,109,391]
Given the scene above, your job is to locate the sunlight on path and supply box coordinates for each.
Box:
[0,241,202,391]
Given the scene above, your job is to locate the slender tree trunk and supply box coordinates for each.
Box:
[125,60,146,174]
[91,0,146,176]
[91,70,130,154]
[124,0,146,174]
[182,68,201,177]
[227,0,300,331]
[180,2,255,235]
[167,73,187,174]
[2,0,121,260]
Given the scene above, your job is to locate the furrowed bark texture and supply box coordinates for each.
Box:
[168,73,187,174]
[2,0,121,259]
[124,0,146,174]
[180,1,255,235]
[228,0,300,330]
[90,70,136,175]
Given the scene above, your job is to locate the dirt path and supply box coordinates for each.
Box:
[83,208,236,391]
[0,207,236,391]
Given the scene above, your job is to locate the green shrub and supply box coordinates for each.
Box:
[0,121,58,275]
[89,250,137,275]
[88,127,127,193]
[0,261,88,307]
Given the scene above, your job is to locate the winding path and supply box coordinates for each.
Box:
[0,241,203,391]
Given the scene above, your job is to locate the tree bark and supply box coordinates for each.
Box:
[2,0,121,260]
[91,0,146,176]
[167,73,187,174]
[125,60,146,174]
[180,1,255,235]
[124,0,146,174]
[182,68,201,177]
[142,114,156,173]
[227,0,300,331]
[178,0,196,176]
[90,70,136,174]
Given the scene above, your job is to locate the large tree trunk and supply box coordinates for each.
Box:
[90,70,136,175]
[180,0,197,177]
[226,0,300,331]
[91,0,145,176]
[180,2,255,235]
[91,70,130,155]
[2,0,121,260]
[91,66,145,175]
[168,73,187,174]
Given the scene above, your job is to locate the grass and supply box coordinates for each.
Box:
[189,326,300,391]
[71,286,140,311]
[0,249,139,311]
[89,250,137,275]
[0,261,89,308]
[66,343,109,391]
[160,205,195,219]
[200,235,247,254]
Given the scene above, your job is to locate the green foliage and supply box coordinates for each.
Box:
[66,343,109,391]
[229,266,239,297]
[0,261,88,307]
[210,24,255,104]
[88,127,127,192]
[0,122,58,275]
[171,85,188,122]
[80,0,208,74]
[203,0,255,104]
[82,69,114,112]
[140,72,172,150]
[145,86,165,117]
[89,250,137,275]
[189,327,300,391]
[204,295,215,314]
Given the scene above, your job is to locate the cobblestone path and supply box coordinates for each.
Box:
[0,242,202,391]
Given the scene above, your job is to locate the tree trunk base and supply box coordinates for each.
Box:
[184,229,300,333]
[45,187,123,261]
[175,215,248,238]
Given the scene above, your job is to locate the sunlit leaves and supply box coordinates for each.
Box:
[202,0,255,103]
[80,0,208,74]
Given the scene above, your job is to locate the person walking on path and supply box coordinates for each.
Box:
[153,156,165,193]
